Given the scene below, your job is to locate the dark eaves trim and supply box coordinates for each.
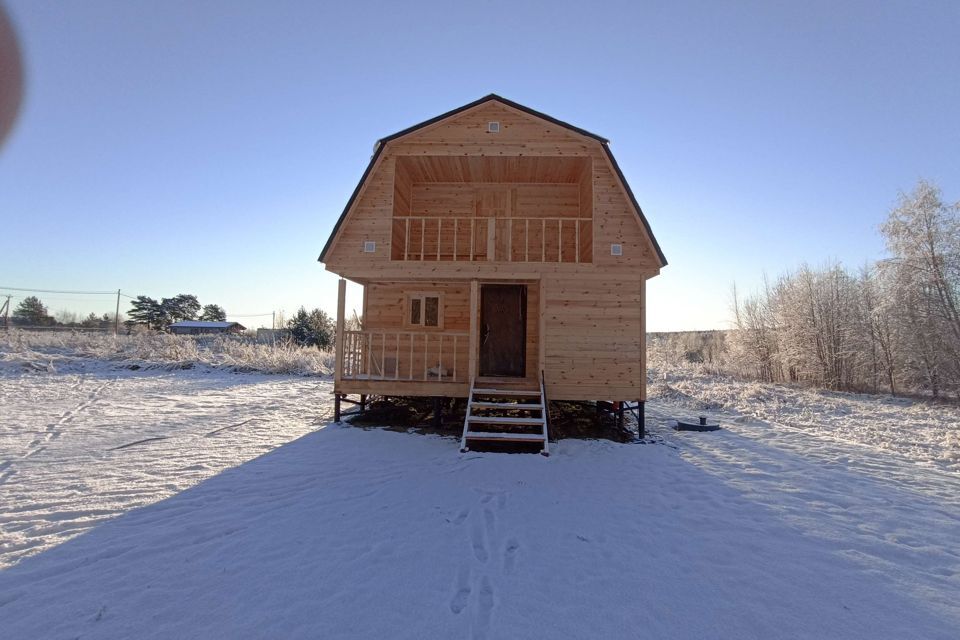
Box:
[600,145,668,267]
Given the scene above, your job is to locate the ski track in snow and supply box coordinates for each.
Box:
[0,362,958,638]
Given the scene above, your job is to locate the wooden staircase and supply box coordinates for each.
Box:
[459,376,550,456]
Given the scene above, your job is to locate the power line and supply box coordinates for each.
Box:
[0,285,117,295]
[5,295,121,303]
[227,312,273,317]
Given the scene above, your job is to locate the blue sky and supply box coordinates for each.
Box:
[1,0,957,330]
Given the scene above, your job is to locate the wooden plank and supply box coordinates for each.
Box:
[469,279,478,380]
[525,219,529,262]
[538,279,546,377]
[467,417,545,427]
[486,219,495,262]
[472,388,541,396]
[338,379,470,397]
[334,278,346,387]
[470,402,542,410]
[465,432,546,442]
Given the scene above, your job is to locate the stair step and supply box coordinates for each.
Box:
[464,431,547,443]
[469,401,543,410]
[467,416,545,426]
[472,388,541,397]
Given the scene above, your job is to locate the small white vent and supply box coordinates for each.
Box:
[610,243,623,256]
[487,121,500,133]
[363,241,376,253]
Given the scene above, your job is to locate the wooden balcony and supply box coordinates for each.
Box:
[391,216,592,263]
[342,329,470,383]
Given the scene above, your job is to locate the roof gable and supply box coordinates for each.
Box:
[381,93,608,146]
[319,95,666,267]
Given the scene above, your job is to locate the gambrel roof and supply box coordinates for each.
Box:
[318,94,667,266]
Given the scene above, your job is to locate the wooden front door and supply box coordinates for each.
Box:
[479,284,526,377]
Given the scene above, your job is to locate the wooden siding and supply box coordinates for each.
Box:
[359,279,541,387]
[323,100,661,277]
[365,282,471,332]
[543,274,646,401]
[325,98,660,402]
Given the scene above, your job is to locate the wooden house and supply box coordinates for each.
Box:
[320,95,666,453]
[168,321,246,335]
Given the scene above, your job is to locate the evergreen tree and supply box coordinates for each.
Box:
[200,304,227,322]
[287,307,334,348]
[127,296,165,330]
[160,294,201,325]
[13,296,52,325]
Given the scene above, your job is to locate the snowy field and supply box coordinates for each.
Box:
[648,363,960,472]
[1,354,960,638]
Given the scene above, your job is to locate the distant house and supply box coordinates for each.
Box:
[168,321,246,335]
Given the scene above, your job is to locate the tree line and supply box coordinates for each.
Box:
[728,180,959,398]
[126,294,226,330]
[6,292,335,350]
[126,294,335,349]
[6,296,117,329]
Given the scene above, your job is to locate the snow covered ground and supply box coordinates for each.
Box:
[0,367,331,570]
[648,355,960,472]
[1,360,959,639]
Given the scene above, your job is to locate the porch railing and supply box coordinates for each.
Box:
[342,330,470,383]
[392,216,591,263]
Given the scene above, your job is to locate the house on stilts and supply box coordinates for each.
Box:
[319,95,666,454]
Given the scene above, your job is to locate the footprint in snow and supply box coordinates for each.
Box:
[450,564,471,614]
[450,586,471,614]
[471,518,488,563]
[472,577,494,640]
[483,508,496,538]
[503,539,519,575]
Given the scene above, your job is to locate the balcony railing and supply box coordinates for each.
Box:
[392,216,591,263]
[342,330,470,383]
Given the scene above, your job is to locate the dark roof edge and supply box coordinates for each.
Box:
[601,145,668,267]
[318,142,385,262]
[377,93,609,146]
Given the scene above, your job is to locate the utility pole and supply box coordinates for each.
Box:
[1,295,10,330]
[272,310,276,330]
[115,289,120,336]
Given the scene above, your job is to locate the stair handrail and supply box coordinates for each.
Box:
[459,377,475,453]
[539,370,551,457]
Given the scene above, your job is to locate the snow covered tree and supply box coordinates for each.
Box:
[287,307,334,349]
[725,180,958,397]
[13,296,53,326]
[729,281,779,382]
[200,304,227,322]
[881,180,960,396]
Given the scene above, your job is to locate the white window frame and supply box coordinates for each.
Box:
[406,291,444,329]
